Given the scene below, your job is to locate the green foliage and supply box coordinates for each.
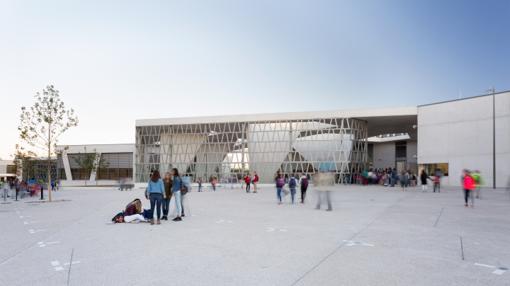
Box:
[73,148,109,176]
[18,85,78,153]
[17,85,78,201]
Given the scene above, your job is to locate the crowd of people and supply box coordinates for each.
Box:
[0,177,57,201]
[112,168,190,225]
[112,166,491,224]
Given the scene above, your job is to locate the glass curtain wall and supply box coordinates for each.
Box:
[136,118,368,184]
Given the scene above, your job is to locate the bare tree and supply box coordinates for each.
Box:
[18,85,78,201]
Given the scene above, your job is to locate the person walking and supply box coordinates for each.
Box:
[462,169,476,207]
[162,172,173,220]
[433,168,442,193]
[420,169,429,192]
[288,174,298,203]
[315,172,334,211]
[171,168,183,221]
[197,177,203,192]
[299,173,309,203]
[252,172,259,193]
[471,170,483,199]
[400,170,409,191]
[145,170,164,225]
[244,174,251,193]
[275,172,285,205]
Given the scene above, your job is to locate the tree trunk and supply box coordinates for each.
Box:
[47,124,52,202]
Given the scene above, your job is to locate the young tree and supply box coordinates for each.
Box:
[73,148,109,185]
[18,85,78,202]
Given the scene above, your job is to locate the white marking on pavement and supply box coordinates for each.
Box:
[266,227,275,232]
[55,266,64,271]
[343,240,374,247]
[28,229,46,234]
[64,261,80,266]
[38,241,60,248]
[493,269,506,275]
[51,261,60,266]
[474,263,496,269]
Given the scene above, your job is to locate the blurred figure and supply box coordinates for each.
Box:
[275,171,285,205]
[252,171,259,193]
[288,174,297,204]
[462,169,476,207]
[197,177,203,192]
[471,170,483,199]
[433,168,442,193]
[314,172,334,211]
[211,176,217,191]
[299,173,309,203]
[399,170,410,191]
[420,169,429,192]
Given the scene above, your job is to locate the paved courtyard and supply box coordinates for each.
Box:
[1,184,509,286]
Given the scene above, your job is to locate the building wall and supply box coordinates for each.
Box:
[372,142,395,169]
[56,144,135,186]
[135,118,368,184]
[418,92,510,187]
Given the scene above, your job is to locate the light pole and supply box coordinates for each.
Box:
[488,87,496,189]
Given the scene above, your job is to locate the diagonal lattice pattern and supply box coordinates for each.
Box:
[135,118,367,184]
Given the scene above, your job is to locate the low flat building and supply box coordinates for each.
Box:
[56,144,134,186]
[134,90,510,188]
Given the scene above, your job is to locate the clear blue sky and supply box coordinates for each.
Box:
[1,0,509,158]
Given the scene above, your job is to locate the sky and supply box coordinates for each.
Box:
[1,0,509,159]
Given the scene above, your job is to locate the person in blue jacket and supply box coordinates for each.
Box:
[171,168,183,221]
[145,170,164,225]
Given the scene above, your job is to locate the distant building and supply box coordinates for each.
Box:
[55,144,134,186]
[134,91,510,187]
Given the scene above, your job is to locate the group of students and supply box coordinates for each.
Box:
[243,172,260,193]
[274,172,310,205]
[112,168,189,225]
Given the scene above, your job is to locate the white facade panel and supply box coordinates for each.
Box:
[418,92,510,188]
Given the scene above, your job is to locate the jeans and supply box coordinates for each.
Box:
[246,183,251,193]
[149,193,163,220]
[300,187,307,203]
[181,193,186,216]
[173,191,182,217]
[433,183,440,193]
[162,197,171,216]
[276,187,282,202]
[464,189,474,205]
[290,188,296,203]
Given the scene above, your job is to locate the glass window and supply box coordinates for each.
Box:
[420,163,449,176]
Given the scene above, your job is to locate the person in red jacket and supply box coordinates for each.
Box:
[252,172,259,193]
[462,169,476,207]
[244,174,251,193]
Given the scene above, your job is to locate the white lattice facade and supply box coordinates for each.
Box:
[135,118,368,184]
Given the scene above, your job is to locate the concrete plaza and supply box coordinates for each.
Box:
[1,184,509,286]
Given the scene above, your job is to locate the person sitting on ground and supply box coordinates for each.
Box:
[112,198,146,223]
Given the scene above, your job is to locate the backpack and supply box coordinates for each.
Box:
[179,177,189,195]
[276,177,285,188]
[289,177,297,188]
[301,177,309,188]
[142,209,153,219]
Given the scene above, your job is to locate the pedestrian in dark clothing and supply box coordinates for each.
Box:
[420,170,429,192]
